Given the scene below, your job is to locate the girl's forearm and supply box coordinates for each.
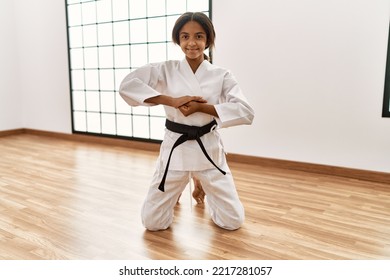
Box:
[199,103,219,118]
[145,95,207,108]
[144,95,173,107]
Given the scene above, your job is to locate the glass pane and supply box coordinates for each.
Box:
[98,46,114,68]
[133,106,149,115]
[85,70,99,90]
[96,0,112,22]
[101,113,116,135]
[130,19,147,43]
[147,0,165,17]
[71,70,85,90]
[115,69,130,91]
[70,48,84,69]
[69,26,83,48]
[187,0,209,12]
[101,91,116,113]
[99,70,114,91]
[113,21,129,45]
[67,0,80,5]
[166,0,186,15]
[129,0,146,19]
[150,116,165,140]
[67,4,81,26]
[116,95,132,114]
[97,23,113,46]
[148,43,167,63]
[112,0,129,21]
[86,91,100,112]
[205,48,210,58]
[83,25,97,47]
[72,90,86,111]
[167,43,183,61]
[87,112,101,133]
[149,105,165,117]
[131,44,148,67]
[73,111,86,131]
[84,47,98,69]
[116,114,132,136]
[148,17,166,43]
[81,1,96,25]
[166,15,180,41]
[133,115,149,138]
[114,45,130,68]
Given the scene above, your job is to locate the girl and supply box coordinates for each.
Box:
[119,12,254,231]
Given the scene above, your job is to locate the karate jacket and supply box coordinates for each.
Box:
[119,58,254,172]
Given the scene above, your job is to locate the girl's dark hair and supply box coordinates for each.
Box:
[172,12,216,60]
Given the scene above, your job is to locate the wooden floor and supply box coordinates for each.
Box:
[0,133,389,260]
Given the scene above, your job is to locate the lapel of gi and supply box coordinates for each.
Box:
[178,59,204,96]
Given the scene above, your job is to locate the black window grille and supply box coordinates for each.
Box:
[65,0,211,141]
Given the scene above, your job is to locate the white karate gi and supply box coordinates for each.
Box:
[119,58,254,231]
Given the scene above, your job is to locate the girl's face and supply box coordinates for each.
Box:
[179,20,207,62]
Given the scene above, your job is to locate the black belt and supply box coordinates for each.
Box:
[158,119,226,192]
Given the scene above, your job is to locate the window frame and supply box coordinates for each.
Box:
[383,21,390,118]
[65,0,212,142]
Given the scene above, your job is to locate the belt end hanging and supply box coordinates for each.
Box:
[158,183,165,192]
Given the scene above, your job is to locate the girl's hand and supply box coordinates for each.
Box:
[179,101,219,117]
[144,95,206,108]
[171,96,206,108]
[179,101,200,116]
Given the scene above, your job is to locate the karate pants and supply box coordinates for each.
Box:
[141,164,245,231]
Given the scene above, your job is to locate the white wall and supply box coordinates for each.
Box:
[0,0,22,130]
[15,0,72,133]
[214,0,390,173]
[2,0,389,173]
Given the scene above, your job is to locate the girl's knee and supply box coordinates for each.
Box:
[141,212,172,231]
[220,211,245,230]
[141,202,173,231]
[143,221,170,231]
[210,204,245,230]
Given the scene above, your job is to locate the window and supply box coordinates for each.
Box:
[383,22,390,117]
[65,0,211,141]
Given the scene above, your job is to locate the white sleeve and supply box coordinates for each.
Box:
[119,63,162,106]
[214,71,255,128]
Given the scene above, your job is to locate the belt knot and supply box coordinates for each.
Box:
[187,127,199,140]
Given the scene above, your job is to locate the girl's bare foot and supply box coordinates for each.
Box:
[177,177,205,204]
[192,178,205,204]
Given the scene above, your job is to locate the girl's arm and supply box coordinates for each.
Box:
[178,71,254,125]
[213,71,254,128]
[119,63,207,108]
[179,101,218,117]
[145,95,207,108]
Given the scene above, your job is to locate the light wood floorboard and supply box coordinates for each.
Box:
[0,134,389,260]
